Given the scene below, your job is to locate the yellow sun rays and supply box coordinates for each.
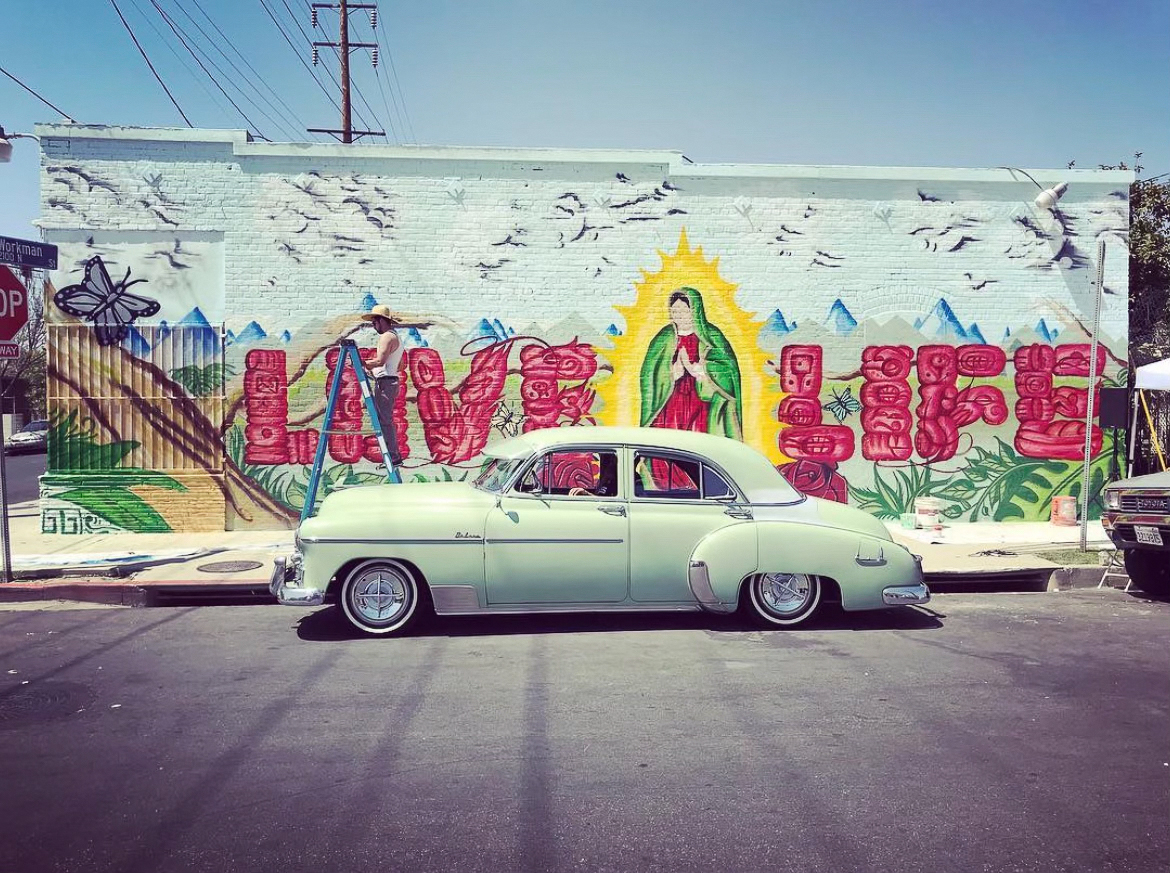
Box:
[594,229,785,464]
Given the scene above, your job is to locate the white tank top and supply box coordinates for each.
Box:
[372,329,404,378]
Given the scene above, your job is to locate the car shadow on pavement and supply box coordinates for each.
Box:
[294,603,943,641]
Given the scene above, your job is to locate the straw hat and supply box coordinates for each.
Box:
[360,304,396,323]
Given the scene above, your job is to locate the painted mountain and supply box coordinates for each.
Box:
[605,324,622,337]
[470,317,515,343]
[825,299,858,336]
[234,321,268,346]
[762,308,798,339]
[175,308,221,358]
[403,327,429,348]
[915,299,967,340]
[122,326,152,357]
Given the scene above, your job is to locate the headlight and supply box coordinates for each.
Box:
[1105,491,1121,510]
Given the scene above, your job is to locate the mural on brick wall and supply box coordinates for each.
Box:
[39,152,1129,532]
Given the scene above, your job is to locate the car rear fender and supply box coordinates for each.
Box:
[753,520,921,611]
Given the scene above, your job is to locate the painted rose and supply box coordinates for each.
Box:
[558,385,596,423]
[778,459,849,504]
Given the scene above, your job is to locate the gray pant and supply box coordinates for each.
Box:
[372,375,402,463]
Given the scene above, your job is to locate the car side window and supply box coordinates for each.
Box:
[701,465,734,500]
[633,452,701,500]
[517,450,619,498]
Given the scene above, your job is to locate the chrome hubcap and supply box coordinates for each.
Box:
[758,572,811,616]
[351,568,411,624]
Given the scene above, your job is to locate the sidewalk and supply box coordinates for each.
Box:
[0,501,292,605]
[0,499,1123,605]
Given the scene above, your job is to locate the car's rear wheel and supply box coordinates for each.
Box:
[339,559,422,635]
[744,572,821,627]
[1124,549,1170,596]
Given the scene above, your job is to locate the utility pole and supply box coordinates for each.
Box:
[308,1,384,142]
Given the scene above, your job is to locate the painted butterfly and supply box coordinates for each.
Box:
[54,256,160,346]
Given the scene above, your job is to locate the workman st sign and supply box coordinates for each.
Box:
[0,234,57,271]
[0,267,29,342]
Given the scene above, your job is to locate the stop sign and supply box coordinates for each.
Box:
[0,267,28,342]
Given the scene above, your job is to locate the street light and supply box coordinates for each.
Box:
[0,127,39,164]
[1034,181,1069,211]
[996,167,1069,211]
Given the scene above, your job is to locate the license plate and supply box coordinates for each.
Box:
[1135,525,1164,546]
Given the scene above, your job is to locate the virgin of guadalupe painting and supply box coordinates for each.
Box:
[639,287,743,440]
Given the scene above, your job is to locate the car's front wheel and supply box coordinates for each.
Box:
[1124,549,1170,596]
[743,572,822,627]
[339,559,424,635]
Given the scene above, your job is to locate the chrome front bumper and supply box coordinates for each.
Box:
[269,554,324,607]
[882,582,931,605]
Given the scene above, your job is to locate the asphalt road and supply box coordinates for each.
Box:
[1,449,45,504]
[0,591,1167,873]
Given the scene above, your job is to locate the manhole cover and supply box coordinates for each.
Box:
[196,560,265,574]
[0,682,96,729]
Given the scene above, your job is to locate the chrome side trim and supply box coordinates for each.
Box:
[299,537,483,545]
[439,603,704,616]
[688,560,736,614]
[431,585,482,613]
[855,545,887,567]
[882,583,931,605]
[484,538,625,545]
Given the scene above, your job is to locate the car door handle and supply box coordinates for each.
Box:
[723,504,752,519]
[597,504,626,517]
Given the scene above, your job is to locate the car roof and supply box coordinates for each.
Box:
[486,426,803,505]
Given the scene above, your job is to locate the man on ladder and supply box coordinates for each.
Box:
[359,304,405,468]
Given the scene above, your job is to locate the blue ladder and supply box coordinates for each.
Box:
[300,338,400,523]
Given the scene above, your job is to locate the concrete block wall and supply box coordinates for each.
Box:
[35,124,1133,532]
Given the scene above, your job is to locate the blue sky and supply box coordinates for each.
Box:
[2,0,1168,238]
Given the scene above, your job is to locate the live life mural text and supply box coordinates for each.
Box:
[35,126,1132,533]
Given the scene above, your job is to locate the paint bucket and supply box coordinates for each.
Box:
[1051,495,1078,526]
[900,512,918,530]
[914,497,943,530]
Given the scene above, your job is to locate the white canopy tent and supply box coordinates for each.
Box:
[1128,357,1169,474]
[1135,357,1170,391]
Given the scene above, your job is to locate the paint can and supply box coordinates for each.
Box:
[913,497,943,530]
[1051,495,1078,526]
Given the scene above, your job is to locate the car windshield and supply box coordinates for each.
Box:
[22,421,47,433]
[472,457,520,493]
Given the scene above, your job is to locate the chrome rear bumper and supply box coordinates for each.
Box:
[882,582,931,605]
[269,554,324,607]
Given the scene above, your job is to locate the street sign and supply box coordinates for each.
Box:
[0,342,19,359]
[0,234,57,271]
[0,267,28,342]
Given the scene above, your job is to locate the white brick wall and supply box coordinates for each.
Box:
[35,125,1134,531]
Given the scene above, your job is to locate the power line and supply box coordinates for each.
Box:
[127,0,235,122]
[259,0,341,129]
[110,0,193,127]
[164,0,303,141]
[376,11,415,143]
[151,0,271,139]
[0,65,76,122]
[188,0,311,135]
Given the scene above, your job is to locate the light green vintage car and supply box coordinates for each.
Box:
[271,426,929,635]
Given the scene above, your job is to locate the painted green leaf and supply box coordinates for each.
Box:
[170,363,230,398]
[47,411,139,471]
[54,489,172,533]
